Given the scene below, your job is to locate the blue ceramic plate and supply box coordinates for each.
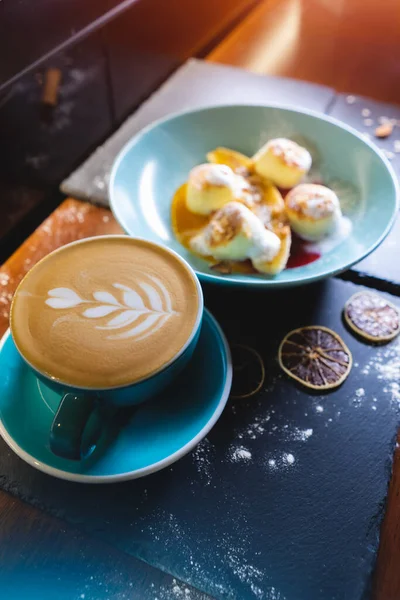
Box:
[110,104,399,287]
[0,310,232,483]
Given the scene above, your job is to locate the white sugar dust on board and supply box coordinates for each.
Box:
[351,387,366,408]
[229,446,252,462]
[283,453,295,465]
[237,413,271,441]
[266,452,296,471]
[191,439,214,486]
[359,338,400,408]
[289,427,313,442]
[153,578,202,600]
[140,508,284,600]
[216,530,285,599]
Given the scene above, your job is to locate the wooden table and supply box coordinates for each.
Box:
[1,1,400,597]
[208,0,400,104]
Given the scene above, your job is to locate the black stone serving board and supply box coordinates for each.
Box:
[0,277,399,600]
[1,505,211,600]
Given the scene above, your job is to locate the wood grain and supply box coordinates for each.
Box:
[208,0,400,103]
[0,199,122,337]
[373,441,400,600]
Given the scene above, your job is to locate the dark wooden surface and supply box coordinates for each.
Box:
[208,0,400,104]
[0,0,257,90]
[0,0,257,260]
[0,0,122,87]
[103,0,258,122]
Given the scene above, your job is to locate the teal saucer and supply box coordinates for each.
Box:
[0,310,232,483]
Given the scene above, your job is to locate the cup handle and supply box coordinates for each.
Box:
[49,393,101,460]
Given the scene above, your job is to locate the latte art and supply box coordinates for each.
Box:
[11,237,200,388]
[46,276,178,341]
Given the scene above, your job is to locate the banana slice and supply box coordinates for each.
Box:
[263,183,285,215]
[253,224,291,275]
[207,147,253,173]
[245,179,285,226]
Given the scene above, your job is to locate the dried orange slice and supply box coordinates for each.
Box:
[278,326,352,390]
[344,291,400,342]
[206,147,253,173]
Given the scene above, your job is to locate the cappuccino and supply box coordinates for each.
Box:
[11,237,200,388]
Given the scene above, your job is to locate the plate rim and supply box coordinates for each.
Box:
[0,310,232,484]
[109,102,399,288]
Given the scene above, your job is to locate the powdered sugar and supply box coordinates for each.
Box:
[376,358,400,382]
[290,428,313,441]
[217,533,273,599]
[237,413,271,440]
[266,452,296,470]
[142,508,282,600]
[305,216,353,254]
[191,439,214,485]
[153,579,205,600]
[283,453,295,465]
[357,339,400,407]
[230,446,252,462]
[352,388,367,407]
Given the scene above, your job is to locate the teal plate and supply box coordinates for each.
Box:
[0,310,232,483]
[110,104,399,288]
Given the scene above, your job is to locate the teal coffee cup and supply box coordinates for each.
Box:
[10,236,203,460]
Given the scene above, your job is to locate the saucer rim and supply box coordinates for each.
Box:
[0,309,232,484]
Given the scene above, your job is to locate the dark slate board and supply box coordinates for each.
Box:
[0,278,398,600]
[0,504,211,600]
[328,94,400,287]
[347,214,400,290]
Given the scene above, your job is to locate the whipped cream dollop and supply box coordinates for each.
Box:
[191,164,248,195]
[305,216,353,253]
[187,164,252,216]
[190,201,281,266]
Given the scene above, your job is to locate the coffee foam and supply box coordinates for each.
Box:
[11,237,200,388]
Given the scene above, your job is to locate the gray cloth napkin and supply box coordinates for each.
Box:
[60,58,334,206]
